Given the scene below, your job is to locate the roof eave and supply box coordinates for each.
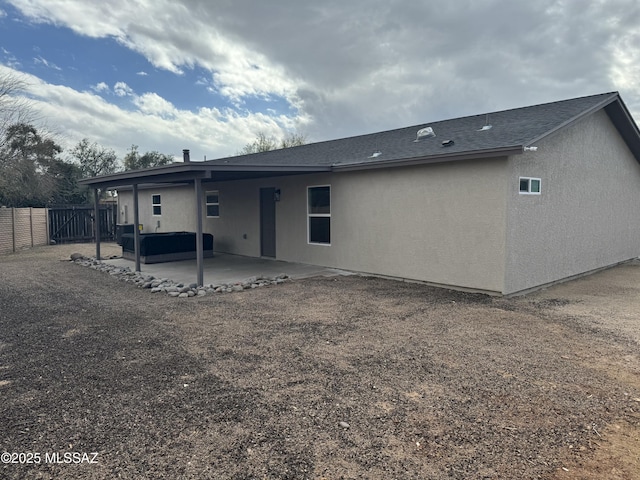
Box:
[524,92,620,147]
[603,96,640,163]
[331,146,524,172]
[79,163,331,189]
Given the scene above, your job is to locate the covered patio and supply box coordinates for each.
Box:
[78,150,330,286]
[102,252,351,286]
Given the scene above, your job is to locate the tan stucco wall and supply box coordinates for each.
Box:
[117,185,196,233]
[202,159,509,293]
[118,161,509,292]
[504,109,640,294]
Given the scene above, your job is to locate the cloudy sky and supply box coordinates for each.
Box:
[1,0,639,163]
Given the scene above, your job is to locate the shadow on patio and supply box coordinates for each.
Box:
[103,253,353,286]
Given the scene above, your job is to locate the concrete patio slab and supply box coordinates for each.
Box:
[103,253,354,286]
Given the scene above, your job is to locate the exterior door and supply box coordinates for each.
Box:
[260,187,276,257]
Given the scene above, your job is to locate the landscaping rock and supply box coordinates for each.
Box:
[70,255,293,299]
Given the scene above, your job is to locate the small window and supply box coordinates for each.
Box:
[152,194,162,215]
[519,177,541,195]
[205,191,219,217]
[308,186,330,244]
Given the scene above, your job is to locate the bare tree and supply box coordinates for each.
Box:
[280,132,307,149]
[237,131,307,155]
[0,71,34,147]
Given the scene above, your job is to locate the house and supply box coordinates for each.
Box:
[80,92,640,295]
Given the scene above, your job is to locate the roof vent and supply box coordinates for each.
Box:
[369,151,382,158]
[477,124,492,131]
[441,140,454,147]
[414,126,435,142]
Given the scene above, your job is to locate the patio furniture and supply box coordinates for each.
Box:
[121,231,214,264]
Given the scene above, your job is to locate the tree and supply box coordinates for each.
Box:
[70,138,119,178]
[281,132,307,149]
[46,159,89,205]
[123,144,174,170]
[0,123,64,206]
[0,72,34,145]
[237,131,307,155]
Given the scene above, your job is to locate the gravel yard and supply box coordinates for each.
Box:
[1,244,639,479]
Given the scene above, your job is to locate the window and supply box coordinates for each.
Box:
[205,191,220,217]
[308,185,331,244]
[152,194,162,215]
[519,177,541,195]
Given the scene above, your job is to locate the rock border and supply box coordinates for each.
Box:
[70,254,289,298]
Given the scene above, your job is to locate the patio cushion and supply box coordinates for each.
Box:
[121,232,213,256]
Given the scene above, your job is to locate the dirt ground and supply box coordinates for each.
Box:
[0,243,639,479]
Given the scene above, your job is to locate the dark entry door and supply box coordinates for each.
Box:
[260,187,276,257]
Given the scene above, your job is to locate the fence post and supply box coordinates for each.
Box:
[30,207,34,247]
[46,207,50,245]
[12,207,16,253]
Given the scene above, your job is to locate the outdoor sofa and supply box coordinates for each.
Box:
[121,231,214,264]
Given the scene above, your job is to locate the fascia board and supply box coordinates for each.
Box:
[331,146,523,172]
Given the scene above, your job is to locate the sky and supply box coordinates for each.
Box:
[1,0,640,164]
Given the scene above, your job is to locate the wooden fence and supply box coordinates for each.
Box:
[0,207,50,255]
[48,204,117,244]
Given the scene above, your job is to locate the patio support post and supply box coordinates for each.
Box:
[194,177,204,286]
[94,188,101,260]
[133,183,141,273]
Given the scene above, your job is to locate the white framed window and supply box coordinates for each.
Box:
[519,177,541,195]
[205,191,220,217]
[308,185,331,245]
[152,194,162,215]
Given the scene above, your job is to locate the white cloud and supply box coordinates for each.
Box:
[3,0,640,149]
[0,64,306,162]
[113,81,133,97]
[136,71,148,76]
[33,55,62,70]
[0,8,7,18]
[133,92,176,117]
[6,0,302,105]
[92,81,109,93]
[1,47,21,69]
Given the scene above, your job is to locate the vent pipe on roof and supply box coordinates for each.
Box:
[183,149,190,163]
[414,126,435,142]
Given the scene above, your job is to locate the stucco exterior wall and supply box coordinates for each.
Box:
[504,109,640,294]
[203,159,509,293]
[115,157,517,293]
[117,185,196,233]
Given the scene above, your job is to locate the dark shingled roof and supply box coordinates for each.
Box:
[80,91,640,188]
[204,91,635,169]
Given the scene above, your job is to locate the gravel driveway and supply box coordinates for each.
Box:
[1,244,639,479]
